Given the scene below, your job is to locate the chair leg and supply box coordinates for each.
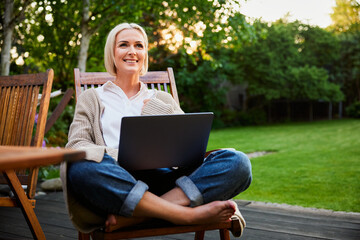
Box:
[4,170,46,240]
[195,230,205,240]
[219,229,230,240]
[78,231,91,240]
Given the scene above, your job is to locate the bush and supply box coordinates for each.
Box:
[237,108,267,125]
[346,101,360,118]
[216,108,267,127]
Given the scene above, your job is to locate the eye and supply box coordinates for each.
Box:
[136,43,144,49]
[119,43,127,47]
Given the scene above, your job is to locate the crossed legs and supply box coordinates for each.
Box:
[105,188,236,231]
[68,150,252,231]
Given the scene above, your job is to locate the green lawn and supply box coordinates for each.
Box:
[207,119,360,212]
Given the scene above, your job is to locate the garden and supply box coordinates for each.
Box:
[1,0,359,213]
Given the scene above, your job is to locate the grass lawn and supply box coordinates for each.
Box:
[207,119,360,212]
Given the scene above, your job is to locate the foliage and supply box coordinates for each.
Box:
[329,0,360,104]
[38,165,60,180]
[287,65,344,102]
[330,0,360,32]
[337,31,360,103]
[213,106,267,127]
[207,119,360,212]
[2,0,359,130]
[237,21,300,101]
[175,58,229,128]
[346,101,360,118]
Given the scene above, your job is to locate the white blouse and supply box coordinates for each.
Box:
[96,81,156,149]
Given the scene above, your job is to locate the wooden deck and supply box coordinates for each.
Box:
[0,192,359,239]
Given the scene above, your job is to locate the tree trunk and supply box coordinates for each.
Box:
[356,77,360,102]
[286,100,291,121]
[78,0,91,72]
[339,101,343,119]
[1,0,14,76]
[268,101,272,123]
[78,34,91,72]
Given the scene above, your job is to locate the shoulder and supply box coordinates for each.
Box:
[154,91,175,103]
[77,88,102,106]
[78,88,98,101]
[76,88,102,111]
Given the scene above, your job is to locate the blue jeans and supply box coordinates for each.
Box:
[67,149,252,218]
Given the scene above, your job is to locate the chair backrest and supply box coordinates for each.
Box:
[0,69,53,198]
[74,67,179,105]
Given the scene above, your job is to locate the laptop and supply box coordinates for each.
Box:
[117,112,214,171]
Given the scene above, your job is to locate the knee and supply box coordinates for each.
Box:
[224,150,252,186]
[67,161,96,185]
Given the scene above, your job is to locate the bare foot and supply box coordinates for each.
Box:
[105,214,147,232]
[170,200,236,225]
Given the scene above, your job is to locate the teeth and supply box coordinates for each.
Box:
[124,60,137,63]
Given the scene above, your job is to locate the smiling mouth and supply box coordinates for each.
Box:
[123,59,138,63]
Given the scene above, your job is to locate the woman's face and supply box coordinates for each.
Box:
[114,29,146,76]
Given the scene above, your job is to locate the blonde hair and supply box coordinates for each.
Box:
[104,23,149,76]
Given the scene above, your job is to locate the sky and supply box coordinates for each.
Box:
[239,0,336,28]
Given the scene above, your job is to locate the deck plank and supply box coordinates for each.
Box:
[0,192,359,240]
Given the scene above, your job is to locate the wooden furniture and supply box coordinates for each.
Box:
[0,69,52,239]
[0,146,85,171]
[74,68,240,240]
[0,146,85,240]
[0,70,53,197]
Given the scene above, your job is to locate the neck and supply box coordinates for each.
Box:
[114,72,141,98]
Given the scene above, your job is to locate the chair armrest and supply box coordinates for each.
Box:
[45,89,74,135]
[205,148,236,158]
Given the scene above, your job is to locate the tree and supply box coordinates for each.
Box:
[77,0,149,71]
[234,20,344,121]
[238,21,300,101]
[338,32,360,102]
[330,0,360,32]
[1,0,31,75]
[287,65,344,120]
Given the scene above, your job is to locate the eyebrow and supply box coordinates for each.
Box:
[116,40,144,44]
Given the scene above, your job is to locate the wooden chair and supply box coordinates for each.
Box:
[0,69,54,239]
[74,67,240,240]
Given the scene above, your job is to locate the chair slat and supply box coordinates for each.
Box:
[3,87,18,145]
[0,88,7,143]
[24,86,39,146]
[18,86,31,146]
[9,86,21,145]
[14,87,28,145]
[0,87,8,137]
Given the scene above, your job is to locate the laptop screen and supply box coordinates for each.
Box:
[118,112,214,170]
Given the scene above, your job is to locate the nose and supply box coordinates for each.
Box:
[128,46,137,56]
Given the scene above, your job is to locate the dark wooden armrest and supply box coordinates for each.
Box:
[205,149,221,158]
[45,88,74,135]
[205,148,237,158]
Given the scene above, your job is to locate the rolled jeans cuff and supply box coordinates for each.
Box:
[119,180,149,217]
[176,176,203,207]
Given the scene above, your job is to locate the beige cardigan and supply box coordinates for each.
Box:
[60,88,183,233]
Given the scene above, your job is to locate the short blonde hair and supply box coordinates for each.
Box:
[104,23,149,76]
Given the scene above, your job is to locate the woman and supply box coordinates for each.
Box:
[61,23,252,236]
